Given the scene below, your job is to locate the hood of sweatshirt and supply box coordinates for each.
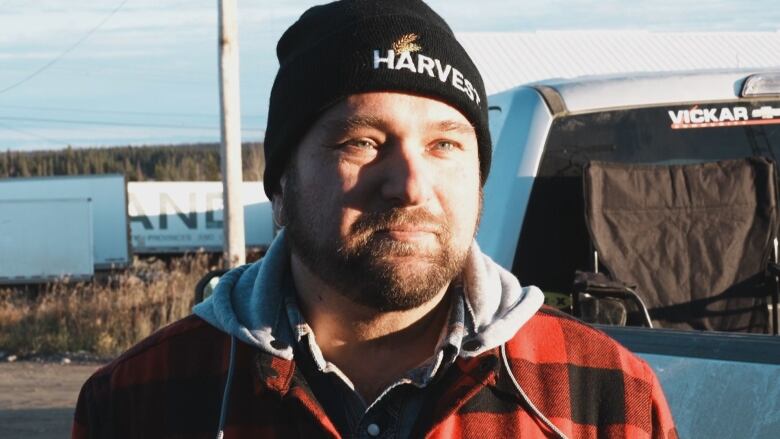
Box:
[193,229,544,360]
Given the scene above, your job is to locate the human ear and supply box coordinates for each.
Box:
[271,174,287,227]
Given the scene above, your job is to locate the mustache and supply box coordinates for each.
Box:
[350,208,447,237]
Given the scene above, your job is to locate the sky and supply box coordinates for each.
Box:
[1,0,779,151]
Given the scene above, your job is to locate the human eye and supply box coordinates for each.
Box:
[344,138,377,150]
[336,138,380,160]
[430,140,459,153]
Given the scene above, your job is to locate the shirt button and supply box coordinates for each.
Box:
[367,423,381,437]
[463,339,482,352]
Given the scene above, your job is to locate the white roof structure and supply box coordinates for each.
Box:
[457,31,780,95]
[542,70,767,113]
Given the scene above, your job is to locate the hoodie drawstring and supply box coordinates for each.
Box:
[216,336,237,439]
[500,343,570,439]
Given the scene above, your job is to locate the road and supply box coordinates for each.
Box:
[0,362,102,439]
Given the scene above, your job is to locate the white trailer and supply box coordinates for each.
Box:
[0,198,94,284]
[0,174,130,269]
[128,182,273,253]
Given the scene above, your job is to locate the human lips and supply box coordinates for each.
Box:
[376,224,440,241]
[349,208,448,245]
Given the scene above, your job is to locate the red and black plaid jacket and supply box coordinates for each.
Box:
[72,307,677,438]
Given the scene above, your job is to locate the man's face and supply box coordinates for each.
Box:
[282,92,482,311]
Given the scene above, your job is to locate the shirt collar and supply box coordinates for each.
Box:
[284,283,468,389]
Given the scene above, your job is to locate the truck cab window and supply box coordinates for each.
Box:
[513,100,780,300]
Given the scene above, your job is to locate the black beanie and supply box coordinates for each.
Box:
[262,0,491,198]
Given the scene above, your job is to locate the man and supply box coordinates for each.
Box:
[73,1,677,438]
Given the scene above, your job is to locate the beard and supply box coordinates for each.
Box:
[282,173,474,312]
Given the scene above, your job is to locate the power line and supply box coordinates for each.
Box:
[48,69,212,87]
[0,115,215,130]
[0,116,219,130]
[0,121,68,147]
[43,63,216,87]
[0,115,265,132]
[0,104,264,119]
[51,62,214,79]
[0,0,130,95]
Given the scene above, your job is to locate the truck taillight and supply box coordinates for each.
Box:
[742,72,780,97]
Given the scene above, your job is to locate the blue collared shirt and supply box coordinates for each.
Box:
[285,285,467,438]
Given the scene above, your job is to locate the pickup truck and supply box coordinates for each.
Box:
[197,69,780,437]
[478,69,780,438]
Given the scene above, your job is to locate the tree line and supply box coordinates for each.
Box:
[0,142,265,181]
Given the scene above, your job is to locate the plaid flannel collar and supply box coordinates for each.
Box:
[284,284,467,391]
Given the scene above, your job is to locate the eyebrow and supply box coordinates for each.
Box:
[322,116,475,135]
[431,120,476,134]
[322,115,385,132]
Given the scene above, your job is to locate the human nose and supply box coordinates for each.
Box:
[380,143,434,206]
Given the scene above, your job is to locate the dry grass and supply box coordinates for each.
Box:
[0,254,222,357]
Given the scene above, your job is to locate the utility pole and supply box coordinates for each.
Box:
[218,0,246,267]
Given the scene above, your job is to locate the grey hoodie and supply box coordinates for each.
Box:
[193,229,544,360]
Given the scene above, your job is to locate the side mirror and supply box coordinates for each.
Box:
[194,268,230,304]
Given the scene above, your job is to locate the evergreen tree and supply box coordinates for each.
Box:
[0,142,264,181]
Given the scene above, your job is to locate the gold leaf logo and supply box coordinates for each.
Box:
[392,33,422,54]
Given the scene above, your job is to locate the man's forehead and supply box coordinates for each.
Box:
[316,92,477,135]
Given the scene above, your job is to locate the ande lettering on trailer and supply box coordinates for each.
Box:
[668,104,780,129]
[127,182,273,254]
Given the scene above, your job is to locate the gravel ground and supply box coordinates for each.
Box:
[0,361,103,439]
